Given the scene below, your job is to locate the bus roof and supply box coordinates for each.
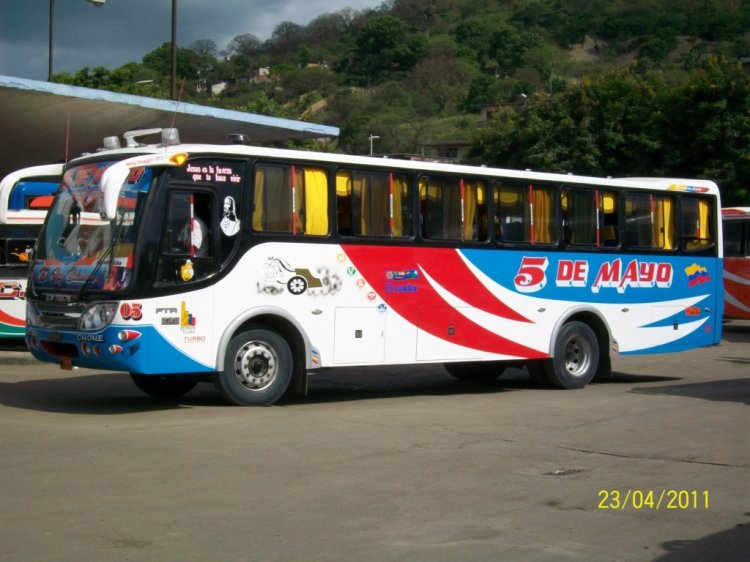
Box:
[722,207,750,218]
[0,163,64,224]
[84,140,721,197]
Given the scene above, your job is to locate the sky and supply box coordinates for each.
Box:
[0,0,384,81]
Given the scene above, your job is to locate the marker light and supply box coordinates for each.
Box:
[169,152,188,166]
[109,344,123,355]
[78,302,117,331]
[118,330,142,342]
[102,136,121,150]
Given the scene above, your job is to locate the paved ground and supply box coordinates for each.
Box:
[0,322,748,561]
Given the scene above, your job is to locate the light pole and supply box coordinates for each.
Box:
[368,134,380,156]
[170,0,177,99]
[48,0,105,82]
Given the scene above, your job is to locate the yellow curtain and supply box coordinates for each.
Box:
[654,196,675,250]
[336,171,352,235]
[392,175,408,237]
[304,168,328,236]
[463,180,477,240]
[354,174,368,235]
[532,185,553,243]
[336,171,351,196]
[252,168,265,230]
[698,199,710,239]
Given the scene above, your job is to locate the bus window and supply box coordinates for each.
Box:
[562,188,618,247]
[157,191,213,283]
[420,176,487,241]
[723,219,743,256]
[336,170,412,238]
[625,192,675,250]
[601,191,618,246]
[494,182,556,244]
[562,187,597,245]
[253,164,329,236]
[681,196,715,252]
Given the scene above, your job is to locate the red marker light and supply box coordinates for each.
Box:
[109,344,123,355]
[118,330,142,342]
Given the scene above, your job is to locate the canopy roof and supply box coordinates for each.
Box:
[0,75,339,178]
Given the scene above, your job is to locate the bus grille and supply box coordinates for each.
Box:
[31,301,85,330]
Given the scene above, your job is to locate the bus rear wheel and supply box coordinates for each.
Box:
[543,321,599,389]
[130,373,198,399]
[444,361,505,382]
[214,328,293,406]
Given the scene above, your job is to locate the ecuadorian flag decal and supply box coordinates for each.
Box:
[685,263,711,288]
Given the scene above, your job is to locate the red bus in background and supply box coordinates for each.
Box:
[722,207,750,320]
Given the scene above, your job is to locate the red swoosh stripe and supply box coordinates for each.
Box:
[0,308,25,327]
[342,245,544,359]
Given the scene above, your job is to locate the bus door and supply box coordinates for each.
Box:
[152,160,245,365]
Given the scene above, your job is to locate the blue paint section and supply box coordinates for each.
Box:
[27,324,212,375]
[461,248,722,352]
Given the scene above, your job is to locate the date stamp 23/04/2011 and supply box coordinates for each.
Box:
[597,489,710,510]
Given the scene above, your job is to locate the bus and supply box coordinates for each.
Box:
[24,129,723,405]
[0,163,62,337]
[722,207,750,319]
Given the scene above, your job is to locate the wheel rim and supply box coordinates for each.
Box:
[234,341,278,391]
[563,335,593,377]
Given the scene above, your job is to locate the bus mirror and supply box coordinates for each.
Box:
[100,161,130,220]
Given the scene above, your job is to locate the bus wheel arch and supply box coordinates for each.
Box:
[216,313,309,405]
[544,311,611,389]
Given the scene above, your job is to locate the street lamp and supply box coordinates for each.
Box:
[368,134,380,156]
[48,0,105,82]
[171,0,177,99]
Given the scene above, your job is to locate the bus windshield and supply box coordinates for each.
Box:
[32,162,153,293]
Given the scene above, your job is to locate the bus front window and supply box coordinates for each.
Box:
[32,163,153,294]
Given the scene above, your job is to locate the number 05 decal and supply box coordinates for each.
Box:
[120,303,143,321]
[514,256,549,293]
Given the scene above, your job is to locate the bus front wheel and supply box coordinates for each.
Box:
[130,373,198,399]
[214,328,293,406]
[543,321,599,389]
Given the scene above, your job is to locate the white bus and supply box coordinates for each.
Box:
[0,164,62,337]
[25,129,723,404]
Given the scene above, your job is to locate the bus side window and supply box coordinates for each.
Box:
[253,164,329,236]
[494,183,528,243]
[601,191,618,246]
[625,192,675,250]
[561,187,618,248]
[681,196,715,252]
[420,176,487,241]
[562,187,597,246]
[336,170,412,238]
[723,220,743,256]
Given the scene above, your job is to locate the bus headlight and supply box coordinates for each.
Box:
[78,302,118,331]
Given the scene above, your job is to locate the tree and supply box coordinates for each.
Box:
[662,57,750,204]
[340,14,427,86]
[142,42,199,81]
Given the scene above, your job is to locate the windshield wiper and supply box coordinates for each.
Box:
[78,211,126,300]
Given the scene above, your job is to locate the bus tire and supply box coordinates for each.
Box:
[526,360,552,387]
[130,373,197,399]
[543,321,599,389]
[214,328,293,406]
[444,361,505,382]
